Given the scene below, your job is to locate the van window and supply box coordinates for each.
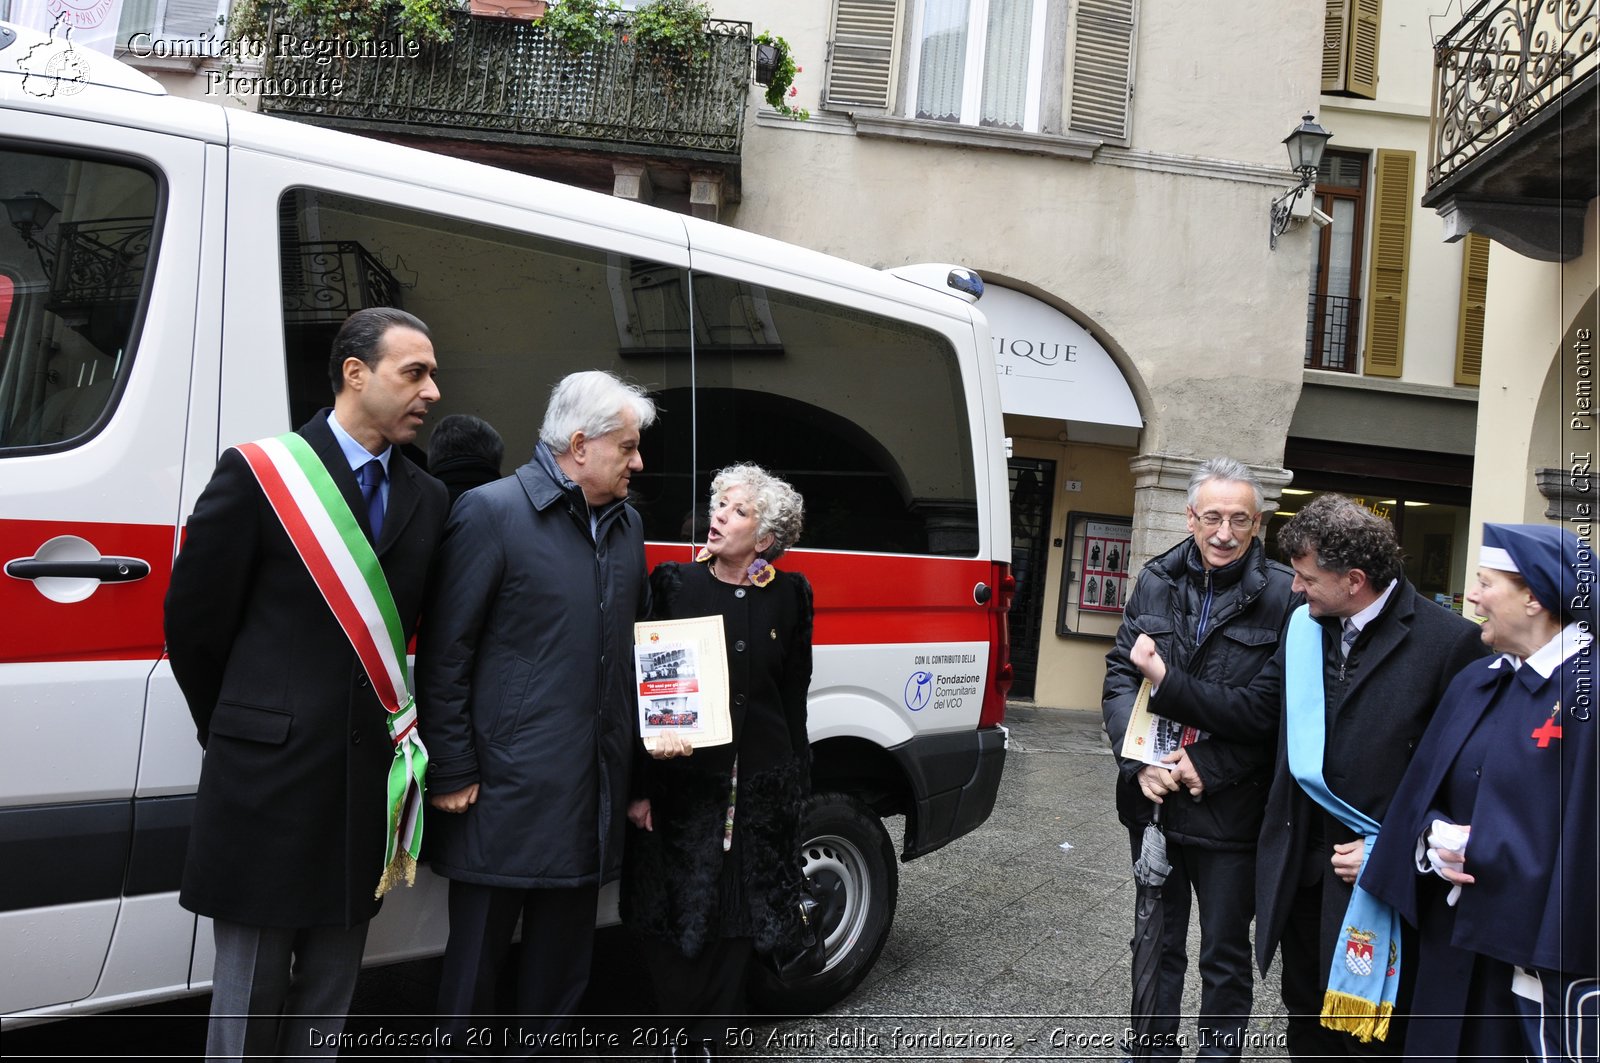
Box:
[278,189,978,556]
[679,277,979,556]
[0,148,158,450]
[279,188,696,538]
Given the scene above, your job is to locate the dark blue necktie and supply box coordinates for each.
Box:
[358,459,385,541]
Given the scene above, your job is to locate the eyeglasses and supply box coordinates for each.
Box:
[1194,510,1257,531]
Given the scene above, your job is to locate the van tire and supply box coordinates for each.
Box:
[750,791,898,1015]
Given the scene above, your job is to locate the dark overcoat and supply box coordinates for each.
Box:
[166,411,448,928]
[1103,537,1300,848]
[1254,579,1487,976]
[622,560,813,958]
[1361,647,1599,1055]
[416,445,648,888]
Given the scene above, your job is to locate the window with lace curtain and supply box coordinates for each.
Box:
[908,0,1047,131]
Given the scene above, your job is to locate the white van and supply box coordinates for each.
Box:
[0,20,1012,1024]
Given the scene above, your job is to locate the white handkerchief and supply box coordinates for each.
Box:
[1425,819,1471,906]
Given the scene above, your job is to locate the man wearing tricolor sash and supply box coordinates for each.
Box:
[1254,495,1484,1058]
[166,308,448,1062]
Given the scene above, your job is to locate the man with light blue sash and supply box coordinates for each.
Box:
[1254,494,1484,1058]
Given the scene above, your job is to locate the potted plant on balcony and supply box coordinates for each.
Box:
[753,30,808,120]
[628,0,713,94]
[537,0,623,56]
[226,0,466,45]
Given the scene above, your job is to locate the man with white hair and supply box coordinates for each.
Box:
[1103,457,1301,1061]
[417,370,657,1050]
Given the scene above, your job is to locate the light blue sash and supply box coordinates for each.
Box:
[1284,605,1399,1042]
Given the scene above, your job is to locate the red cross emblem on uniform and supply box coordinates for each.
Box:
[1532,707,1563,748]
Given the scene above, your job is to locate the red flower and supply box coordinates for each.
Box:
[622,33,630,42]
[788,86,797,97]
[795,66,803,73]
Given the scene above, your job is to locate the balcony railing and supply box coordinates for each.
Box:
[1305,292,1360,373]
[1428,0,1598,189]
[258,10,752,158]
[46,219,154,317]
[281,241,405,322]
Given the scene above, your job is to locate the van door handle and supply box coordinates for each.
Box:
[6,557,151,582]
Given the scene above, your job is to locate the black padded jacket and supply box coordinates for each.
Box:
[1102,537,1300,849]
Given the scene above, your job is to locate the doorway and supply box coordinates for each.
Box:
[1008,457,1055,699]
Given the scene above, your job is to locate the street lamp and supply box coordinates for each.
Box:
[1269,113,1333,249]
[3,191,61,275]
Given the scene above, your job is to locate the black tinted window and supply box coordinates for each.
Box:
[275,190,978,555]
[0,148,158,451]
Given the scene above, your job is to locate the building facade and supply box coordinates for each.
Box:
[1271,0,1492,618]
[23,0,1520,707]
[1416,0,1596,561]
[715,0,1321,706]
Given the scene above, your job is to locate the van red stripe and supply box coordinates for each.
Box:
[645,545,994,646]
[1,518,174,664]
[6,531,997,664]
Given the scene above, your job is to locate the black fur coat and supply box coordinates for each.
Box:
[621,561,813,959]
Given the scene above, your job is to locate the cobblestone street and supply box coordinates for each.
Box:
[6,704,1293,1061]
[732,702,1290,1060]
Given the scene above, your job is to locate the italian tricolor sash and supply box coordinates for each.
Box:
[235,432,427,899]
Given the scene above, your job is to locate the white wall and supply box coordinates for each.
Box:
[1468,199,1600,561]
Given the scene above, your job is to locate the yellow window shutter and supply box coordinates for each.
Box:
[1347,0,1381,98]
[1322,0,1349,92]
[1363,148,1413,379]
[1455,233,1490,386]
[1322,0,1380,99]
[825,0,901,112]
[1069,0,1139,143]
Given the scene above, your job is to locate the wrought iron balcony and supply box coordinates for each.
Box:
[281,241,404,322]
[257,9,752,160]
[46,218,153,317]
[1305,292,1361,373]
[1428,0,1597,190]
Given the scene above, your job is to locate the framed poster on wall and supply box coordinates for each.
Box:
[1057,511,1134,639]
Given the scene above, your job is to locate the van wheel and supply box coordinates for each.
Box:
[750,791,898,1015]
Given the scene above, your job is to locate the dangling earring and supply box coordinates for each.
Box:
[696,546,712,563]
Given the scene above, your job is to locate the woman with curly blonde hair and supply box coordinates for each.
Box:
[622,464,813,1059]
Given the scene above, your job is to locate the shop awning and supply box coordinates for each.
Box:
[983,285,1142,445]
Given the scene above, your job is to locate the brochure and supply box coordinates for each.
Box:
[633,614,733,751]
[1119,678,1208,767]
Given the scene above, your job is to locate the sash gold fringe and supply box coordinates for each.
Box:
[374,851,417,899]
[1320,990,1393,1043]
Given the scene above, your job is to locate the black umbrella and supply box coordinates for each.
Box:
[1128,808,1172,1061]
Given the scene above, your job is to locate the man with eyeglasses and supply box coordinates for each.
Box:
[1254,494,1484,1058]
[1103,458,1301,1062]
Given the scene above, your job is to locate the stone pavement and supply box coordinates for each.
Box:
[4,702,1294,1061]
[739,701,1290,1061]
